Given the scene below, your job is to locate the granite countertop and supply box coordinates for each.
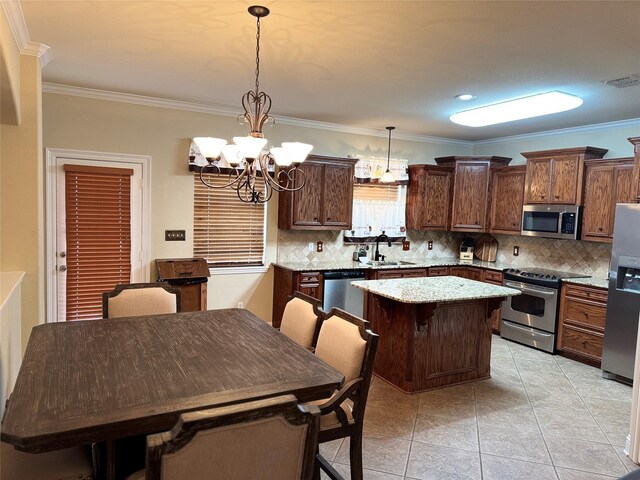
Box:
[273,258,511,272]
[562,276,609,289]
[351,276,521,304]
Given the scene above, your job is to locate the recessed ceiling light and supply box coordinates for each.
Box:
[455,94,477,101]
[449,91,583,127]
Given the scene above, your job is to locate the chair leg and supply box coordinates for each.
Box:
[349,432,363,480]
[313,444,321,480]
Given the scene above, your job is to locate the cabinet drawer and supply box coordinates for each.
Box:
[560,324,604,360]
[298,271,321,285]
[564,284,608,304]
[376,268,426,280]
[563,297,606,331]
[483,270,504,284]
[428,267,450,277]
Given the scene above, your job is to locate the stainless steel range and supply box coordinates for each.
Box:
[500,268,589,353]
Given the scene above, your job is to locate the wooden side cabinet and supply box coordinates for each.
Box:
[522,147,608,205]
[272,265,323,328]
[629,136,640,203]
[406,165,453,230]
[582,158,635,242]
[488,166,526,234]
[278,155,357,230]
[557,283,608,367]
[435,156,511,233]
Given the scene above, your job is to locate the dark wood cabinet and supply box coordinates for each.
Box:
[582,158,635,242]
[557,283,608,367]
[406,165,453,230]
[629,136,640,203]
[427,266,450,277]
[435,156,511,233]
[488,166,526,234]
[272,266,323,328]
[278,155,357,230]
[449,266,483,281]
[481,270,504,333]
[373,268,427,280]
[522,147,608,205]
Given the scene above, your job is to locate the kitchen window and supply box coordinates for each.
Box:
[193,173,266,269]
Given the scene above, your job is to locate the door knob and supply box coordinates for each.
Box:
[59,251,66,258]
[59,265,67,272]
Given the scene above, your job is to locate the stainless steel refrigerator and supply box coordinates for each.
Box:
[602,203,640,382]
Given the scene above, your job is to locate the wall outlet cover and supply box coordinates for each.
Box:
[308,242,314,252]
[402,241,410,251]
[513,246,520,256]
[317,241,323,252]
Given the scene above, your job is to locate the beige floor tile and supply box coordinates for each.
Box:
[544,434,627,477]
[474,378,530,408]
[335,435,411,476]
[405,442,481,479]
[478,423,552,465]
[582,397,632,424]
[481,454,558,480]
[476,401,539,432]
[319,438,343,462]
[368,377,422,412]
[614,445,640,472]
[412,413,478,452]
[331,462,404,480]
[514,357,565,376]
[555,467,616,479]
[595,416,631,447]
[534,404,608,443]
[507,342,557,364]
[571,378,633,401]
[363,403,417,440]
[418,394,476,420]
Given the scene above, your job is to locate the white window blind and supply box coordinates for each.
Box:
[64,164,133,321]
[193,173,266,267]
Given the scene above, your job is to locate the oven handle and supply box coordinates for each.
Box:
[504,280,557,296]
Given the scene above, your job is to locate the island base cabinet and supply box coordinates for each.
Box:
[369,295,494,393]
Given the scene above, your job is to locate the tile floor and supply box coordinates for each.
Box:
[320,335,638,480]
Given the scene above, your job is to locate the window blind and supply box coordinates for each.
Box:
[193,173,265,267]
[64,164,133,321]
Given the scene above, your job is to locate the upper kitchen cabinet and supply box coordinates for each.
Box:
[278,155,358,230]
[630,137,640,202]
[522,147,608,205]
[488,165,526,234]
[435,156,511,233]
[406,165,453,230]
[581,158,635,242]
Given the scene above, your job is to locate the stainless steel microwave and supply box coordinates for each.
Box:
[521,204,581,240]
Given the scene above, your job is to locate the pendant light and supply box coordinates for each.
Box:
[380,126,395,184]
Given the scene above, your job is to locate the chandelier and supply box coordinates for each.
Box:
[191,5,313,204]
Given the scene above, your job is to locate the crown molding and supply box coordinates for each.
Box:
[473,118,640,146]
[1,0,52,66]
[41,82,472,147]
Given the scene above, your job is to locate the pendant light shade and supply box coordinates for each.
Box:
[380,126,396,184]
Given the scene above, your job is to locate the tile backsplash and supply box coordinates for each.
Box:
[276,230,611,278]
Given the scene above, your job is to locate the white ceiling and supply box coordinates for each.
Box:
[21,1,640,141]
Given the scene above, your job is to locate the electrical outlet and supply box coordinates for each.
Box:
[237,301,244,308]
[428,241,433,250]
[402,240,410,251]
[513,246,520,256]
[317,241,323,252]
[308,242,314,252]
[165,230,186,241]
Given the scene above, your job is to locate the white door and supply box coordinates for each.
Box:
[46,149,150,322]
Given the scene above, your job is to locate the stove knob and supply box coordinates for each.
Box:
[515,269,520,273]
[551,275,557,280]
[545,275,550,278]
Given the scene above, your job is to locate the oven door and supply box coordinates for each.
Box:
[502,280,558,332]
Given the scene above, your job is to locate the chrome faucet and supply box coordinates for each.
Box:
[374,232,392,261]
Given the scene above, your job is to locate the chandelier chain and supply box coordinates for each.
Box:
[255,17,261,94]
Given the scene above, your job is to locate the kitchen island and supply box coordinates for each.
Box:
[352,276,520,393]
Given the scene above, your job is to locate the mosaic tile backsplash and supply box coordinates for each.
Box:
[276,230,612,278]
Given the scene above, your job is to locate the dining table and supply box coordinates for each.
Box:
[1,308,344,477]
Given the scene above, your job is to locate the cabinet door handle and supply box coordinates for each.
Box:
[598,227,603,231]
[326,217,331,221]
[541,194,545,199]
[313,217,318,221]
[555,195,559,199]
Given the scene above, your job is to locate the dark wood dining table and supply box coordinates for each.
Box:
[1,308,343,457]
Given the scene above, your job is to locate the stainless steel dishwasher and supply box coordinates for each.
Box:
[322,270,365,317]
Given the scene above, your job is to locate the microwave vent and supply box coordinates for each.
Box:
[602,74,640,88]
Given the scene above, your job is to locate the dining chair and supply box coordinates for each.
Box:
[1,442,93,480]
[280,291,324,351]
[127,394,320,480]
[311,308,379,480]
[102,282,181,318]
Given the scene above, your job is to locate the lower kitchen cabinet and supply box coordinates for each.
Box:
[482,270,504,333]
[272,266,323,328]
[372,268,427,280]
[557,283,608,367]
[450,266,483,281]
[427,266,450,277]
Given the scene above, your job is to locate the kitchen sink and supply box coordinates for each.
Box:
[365,260,416,267]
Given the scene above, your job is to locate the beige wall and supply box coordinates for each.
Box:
[0,6,20,125]
[1,48,45,348]
[43,93,471,324]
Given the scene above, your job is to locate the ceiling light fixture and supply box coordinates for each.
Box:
[380,126,396,184]
[455,94,477,101]
[449,91,583,127]
[192,5,312,204]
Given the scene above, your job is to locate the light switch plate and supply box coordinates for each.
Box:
[402,241,410,251]
[165,230,186,241]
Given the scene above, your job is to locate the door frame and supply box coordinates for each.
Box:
[45,148,152,323]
